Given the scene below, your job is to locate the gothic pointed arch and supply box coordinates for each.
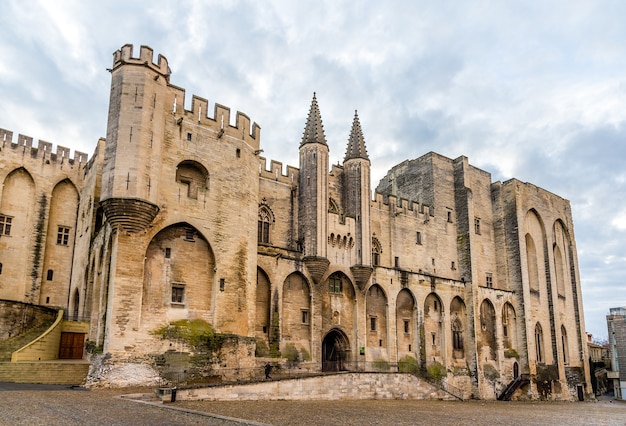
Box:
[366,284,388,351]
[258,200,275,244]
[322,328,349,371]
[396,288,417,358]
[525,209,547,295]
[372,236,382,266]
[141,222,215,326]
[535,322,545,363]
[0,167,36,302]
[281,272,311,356]
[479,299,497,361]
[560,325,569,364]
[525,209,557,362]
[176,160,209,199]
[256,267,271,341]
[502,302,518,351]
[553,218,583,365]
[450,296,467,359]
[40,178,80,306]
[553,219,571,299]
[423,292,444,365]
[322,271,356,336]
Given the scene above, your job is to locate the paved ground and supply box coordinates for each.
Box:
[1,383,625,425]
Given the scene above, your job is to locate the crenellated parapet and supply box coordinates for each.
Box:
[371,191,433,217]
[172,95,261,148]
[112,44,171,80]
[0,128,88,165]
[110,44,261,148]
[258,157,299,185]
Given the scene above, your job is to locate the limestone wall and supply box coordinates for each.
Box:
[178,373,457,401]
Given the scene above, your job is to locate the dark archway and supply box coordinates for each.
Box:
[322,329,350,371]
[513,361,519,379]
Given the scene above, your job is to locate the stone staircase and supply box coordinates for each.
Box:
[0,319,56,361]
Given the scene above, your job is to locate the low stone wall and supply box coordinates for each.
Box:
[0,361,90,385]
[178,373,456,401]
[0,300,57,340]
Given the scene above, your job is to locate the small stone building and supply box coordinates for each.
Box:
[607,307,626,399]
[0,44,591,400]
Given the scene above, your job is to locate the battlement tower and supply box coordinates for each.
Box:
[100,44,170,232]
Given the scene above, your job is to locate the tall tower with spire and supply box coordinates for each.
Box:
[298,94,330,282]
[343,111,373,288]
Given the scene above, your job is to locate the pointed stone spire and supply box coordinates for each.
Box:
[301,92,328,146]
[344,110,369,161]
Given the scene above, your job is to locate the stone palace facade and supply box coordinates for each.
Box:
[0,44,591,399]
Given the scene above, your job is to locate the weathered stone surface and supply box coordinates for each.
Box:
[0,44,591,401]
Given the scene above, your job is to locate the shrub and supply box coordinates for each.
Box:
[255,338,269,357]
[504,348,519,359]
[283,343,300,366]
[300,347,312,361]
[398,355,419,373]
[373,358,390,371]
[426,361,446,383]
[152,319,214,347]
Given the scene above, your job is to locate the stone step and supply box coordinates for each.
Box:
[0,320,56,361]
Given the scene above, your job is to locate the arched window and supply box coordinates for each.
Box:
[329,273,342,294]
[372,237,382,266]
[535,323,544,363]
[561,325,569,364]
[480,299,497,360]
[176,160,209,199]
[452,317,463,351]
[526,233,540,292]
[258,205,273,244]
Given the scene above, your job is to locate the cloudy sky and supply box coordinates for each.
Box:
[1,0,625,340]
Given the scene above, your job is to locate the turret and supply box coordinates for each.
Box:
[343,111,373,289]
[99,44,170,232]
[298,93,330,282]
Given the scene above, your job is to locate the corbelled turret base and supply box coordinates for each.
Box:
[350,265,374,291]
[100,198,159,233]
[303,256,330,284]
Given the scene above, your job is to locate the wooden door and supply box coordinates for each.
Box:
[58,332,85,359]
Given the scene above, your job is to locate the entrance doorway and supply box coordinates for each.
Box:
[513,362,519,379]
[322,329,350,371]
[58,332,85,359]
